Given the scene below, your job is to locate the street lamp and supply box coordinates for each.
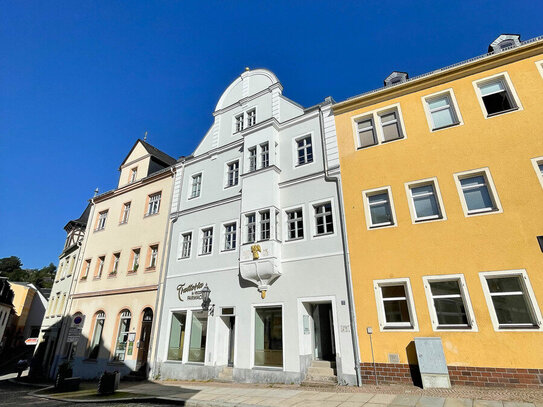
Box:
[201,284,211,311]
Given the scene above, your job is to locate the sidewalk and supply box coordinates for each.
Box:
[121,380,543,407]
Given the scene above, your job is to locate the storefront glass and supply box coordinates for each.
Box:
[254,307,283,367]
[188,312,208,363]
[167,312,186,360]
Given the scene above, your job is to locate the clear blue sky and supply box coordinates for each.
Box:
[1,1,541,268]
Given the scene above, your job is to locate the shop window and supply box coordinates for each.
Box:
[113,310,131,361]
[88,311,105,359]
[254,307,283,367]
[167,312,186,361]
[188,312,208,363]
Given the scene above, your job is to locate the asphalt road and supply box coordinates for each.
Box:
[0,379,179,406]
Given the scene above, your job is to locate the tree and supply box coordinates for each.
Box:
[0,257,56,290]
[0,256,23,276]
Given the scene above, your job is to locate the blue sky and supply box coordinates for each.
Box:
[1,1,542,268]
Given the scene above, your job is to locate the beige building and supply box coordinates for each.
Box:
[66,139,176,379]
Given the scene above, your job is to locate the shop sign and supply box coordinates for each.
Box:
[177,282,205,301]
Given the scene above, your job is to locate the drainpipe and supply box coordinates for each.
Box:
[150,162,184,378]
[318,101,362,387]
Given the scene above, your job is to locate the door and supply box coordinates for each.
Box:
[227,316,235,366]
[312,303,335,361]
[136,308,153,372]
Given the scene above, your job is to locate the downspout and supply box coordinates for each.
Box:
[150,162,184,378]
[318,102,362,387]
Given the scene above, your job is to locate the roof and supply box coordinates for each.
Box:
[64,202,91,231]
[118,139,176,170]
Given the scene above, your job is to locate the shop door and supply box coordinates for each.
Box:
[312,303,335,361]
[227,316,235,367]
[136,308,153,372]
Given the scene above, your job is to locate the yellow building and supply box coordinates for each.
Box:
[333,34,543,388]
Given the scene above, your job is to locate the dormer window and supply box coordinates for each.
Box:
[384,71,408,87]
[129,168,137,183]
[488,34,521,53]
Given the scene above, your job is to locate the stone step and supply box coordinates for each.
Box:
[310,360,336,368]
[307,366,335,376]
[301,380,337,388]
[305,374,337,383]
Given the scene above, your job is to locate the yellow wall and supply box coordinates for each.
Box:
[334,47,543,368]
[11,284,34,328]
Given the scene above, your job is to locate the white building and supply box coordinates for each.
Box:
[152,69,359,385]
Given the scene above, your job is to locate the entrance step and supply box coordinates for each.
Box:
[216,366,233,382]
[301,360,337,387]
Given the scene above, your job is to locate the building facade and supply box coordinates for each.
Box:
[0,278,14,350]
[66,139,176,379]
[152,69,359,385]
[33,204,90,378]
[333,35,543,387]
[8,282,47,348]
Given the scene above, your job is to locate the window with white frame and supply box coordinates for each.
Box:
[226,161,239,187]
[235,114,244,132]
[246,213,256,243]
[455,169,501,216]
[191,173,202,198]
[96,210,108,231]
[364,188,396,228]
[481,271,541,330]
[111,253,120,275]
[475,75,519,117]
[260,210,270,240]
[424,92,460,130]
[423,276,474,330]
[261,142,269,168]
[96,256,105,278]
[129,167,137,183]
[355,105,405,149]
[201,228,213,254]
[121,202,131,224]
[296,136,313,166]
[406,179,444,222]
[247,109,256,127]
[149,245,158,268]
[314,202,334,235]
[248,147,257,172]
[224,223,237,251]
[131,248,140,271]
[531,157,543,188]
[81,259,91,279]
[180,232,192,258]
[286,208,303,240]
[147,193,161,216]
[375,279,417,330]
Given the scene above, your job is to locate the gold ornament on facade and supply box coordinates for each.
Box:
[250,244,261,260]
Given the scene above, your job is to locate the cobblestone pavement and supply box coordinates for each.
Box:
[125,380,543,406]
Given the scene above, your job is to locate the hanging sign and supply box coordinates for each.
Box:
[177,282,205,301]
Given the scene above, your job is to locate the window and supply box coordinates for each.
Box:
[296,136,313,165]
[260,210,270,240]
[96,210,108,231]
[180,233,192,258]
[226,161,239,187]
[147,193,161,216]
[314,202,334,236]
[454,169,502,216]
[374,279,418,330]
[149,245,158,269]
[88,311,105,359]
[129,167,137,183]
[423,276,476,331]
[201,228,213,255]
[254,307,283,367]
[120,202,131,224]
[480,271,542,330]
[131,248,140,272]
[379,110,403,142]
[67,255,76,276]
[224,223,237,251]
[363,188,396,228]
[286,208,303,240]
[111,253,120,275]
[531,157,543,189]
[246,213,256,243]
[190,174,202,198]
[537,60,543,79]
[247,109,256,127]
[96,256,105,278]
[167,312,186,361]
[248,147,257,172]
[235,114,244,132]
[261,142,269,168]
[62,258,69,279]
[81,259,91,279]
[354,104,406,149]
[474,74,520,117]
[188,312,208,362]
[424,91,460,130]
[406,178,445,222]
[113,310,131,361]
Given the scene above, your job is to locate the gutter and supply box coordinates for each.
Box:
[318,102,363,387]
[150,161,185,378]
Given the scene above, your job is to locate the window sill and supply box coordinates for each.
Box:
[145,267,157,272]
[144,212,160,218]
[465,208,501,217]
[224,183,239,190]
[486,106,519,118]
[188,195,200,200]
[108,273,117,278]
[199,252,212,256]
[118,221,128,226]
[286,237,304,242]
[127,270,138,275]
[178,256,190,260]
[295,161,313,167]
[80,277,88,281]
[93,228,105,233]
[431,122,460,132]
[497,324,540,330]
[414,216,443,223]
[93,277,102,280]
[222,248,237,253]
[369,222,395,229]
[314,232,334,238]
